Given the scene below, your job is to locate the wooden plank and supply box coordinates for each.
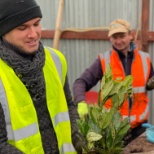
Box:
[41,30,109,40]
[41,30,154,42]
[141,0,150,52]
[53,0,65,49]
[41,30,55,39]
[60,30,109,40]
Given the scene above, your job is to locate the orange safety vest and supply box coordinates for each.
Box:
[99,48,151,128]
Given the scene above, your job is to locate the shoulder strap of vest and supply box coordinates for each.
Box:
[98,50,111,69]
[138,50,150,82]
[44,46,67,86]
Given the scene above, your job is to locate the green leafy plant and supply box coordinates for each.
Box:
[77,65,133,154]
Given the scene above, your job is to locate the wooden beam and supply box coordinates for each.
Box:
[41,30,154,42]
[41,30,144,40]
[41,30,55,39]
[141,0,150,52]
[41,30,109,40]
[61,30,109,40]
[53,0,65,49]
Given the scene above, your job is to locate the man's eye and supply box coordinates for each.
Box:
[121,35,126,38]
[34,22,40,27]
[112,35,119,39]
[17,26,26,30]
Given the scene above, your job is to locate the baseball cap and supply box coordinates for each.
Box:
[108,19,131,37]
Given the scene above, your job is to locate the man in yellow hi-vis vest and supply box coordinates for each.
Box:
[0,0,86,153]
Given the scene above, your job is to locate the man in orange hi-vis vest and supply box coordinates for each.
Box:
[73,19,154,145]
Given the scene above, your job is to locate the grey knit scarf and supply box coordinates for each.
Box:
[0,38,45,98]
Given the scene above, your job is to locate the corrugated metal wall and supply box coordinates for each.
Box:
[36,0,154,124]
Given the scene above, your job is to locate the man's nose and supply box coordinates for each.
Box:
[116,37,122,43]
[27,27,37,38]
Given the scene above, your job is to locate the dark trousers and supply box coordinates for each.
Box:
[123,121,147,146]
[132,121,147,140]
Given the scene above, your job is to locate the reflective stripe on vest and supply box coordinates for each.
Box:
[45,47,67,86]
[0,47,76,154]
[139,50,149,83]
[123,103,149,123]
[133,86,146,93]
[0,79,14,140]
[99,50,110,69]
[60,144,76,154]
[45,46,63,83]
[140,104,149,121]
[12,122,38,141]
[123,115,136,123]
[54,112,70,126]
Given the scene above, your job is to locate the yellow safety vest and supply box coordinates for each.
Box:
[0,47,77,154]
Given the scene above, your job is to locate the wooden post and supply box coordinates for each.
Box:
[53,0,64,49]
[141,0,150,52]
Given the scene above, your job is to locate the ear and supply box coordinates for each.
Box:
[109,37,112,42]
[130,31,134,40]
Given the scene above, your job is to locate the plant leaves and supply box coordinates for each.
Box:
[77,64,133,153]
[87,132,102,142]
[112,111,121,131]
[77,119,90,137]
[102,80,114,103]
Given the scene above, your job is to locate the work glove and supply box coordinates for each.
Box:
[147,76,154,89]
[77,101,88,119]
[142,123,154,143]
[72,131,87,154]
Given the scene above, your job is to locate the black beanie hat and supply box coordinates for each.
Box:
[0,0,42,37]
